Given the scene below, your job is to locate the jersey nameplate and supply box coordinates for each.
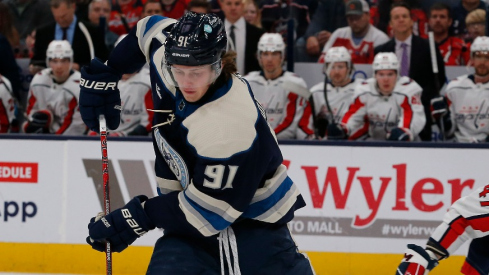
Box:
[154,128,189,189]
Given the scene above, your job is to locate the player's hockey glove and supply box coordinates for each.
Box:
[387,127,411,141]
[79,58,122,132]
[23,110,52,134]
[86,195,155,253]
[396,244,438,275]
[327,123,347,140]
[430,96,447,121]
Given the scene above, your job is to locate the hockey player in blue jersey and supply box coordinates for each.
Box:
[79,12,315,274]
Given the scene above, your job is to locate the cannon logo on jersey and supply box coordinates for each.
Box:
[154,128,189,189]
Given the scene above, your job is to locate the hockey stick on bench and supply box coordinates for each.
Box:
[99,114,112,275]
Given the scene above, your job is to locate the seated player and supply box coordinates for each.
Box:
[244,33,314,140]
[396,183,489,275]
[431,36,489,143]
[310,46,360,139]
[24,40,87,135]
[0,74,16,133]
[328,52,426,141]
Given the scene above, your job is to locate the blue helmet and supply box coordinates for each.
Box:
[165,12,227,66]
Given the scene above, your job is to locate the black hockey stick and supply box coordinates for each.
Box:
[428,31,445,141]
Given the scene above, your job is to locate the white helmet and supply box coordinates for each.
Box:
[372,52,399,72]
[471,36,489,57]
[257,33,285,60]
[46,40,73,67]
[323,46,353,76]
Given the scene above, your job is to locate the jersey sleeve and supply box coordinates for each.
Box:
[397,80,426,139]
[107,16,176,74]
[427,184,489,258]
[341,90,369,140]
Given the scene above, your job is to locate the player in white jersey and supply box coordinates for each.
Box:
[396,183,489,275]
[431,36,489,143]
[0,75,15,133]
[24,40,87,135]
[310,46,361,139]
[328,52,426,141]
[244,33,314,140]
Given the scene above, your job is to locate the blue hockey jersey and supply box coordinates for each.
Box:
[107,15,306,238]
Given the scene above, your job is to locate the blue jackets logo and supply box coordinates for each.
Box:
[154,128,189,189]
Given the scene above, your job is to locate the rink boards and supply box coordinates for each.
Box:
[0,136,484,274]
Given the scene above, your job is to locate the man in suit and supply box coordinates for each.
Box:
[375,2,446,141]
[219,0,264,75]
[30,0,109,74]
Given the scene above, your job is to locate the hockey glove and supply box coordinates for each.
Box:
[430,96,448,121]
[387,127,411,141]
[326,123,347,140]
[79,58,122,132]
[23,110,53,134]
[86,195,155,253]
[396,244,438,275]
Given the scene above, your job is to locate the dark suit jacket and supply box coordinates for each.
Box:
[31,20,109,68]
[375,35,446,141]
[244,23,265,75]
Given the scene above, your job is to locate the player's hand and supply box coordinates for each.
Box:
[23,110,52,134]
[326,123,347,140]
[86,195,155,253]
[79,58,122,132]
[387,127,411,141]
[396,244,438,275]
[430,96,447,121]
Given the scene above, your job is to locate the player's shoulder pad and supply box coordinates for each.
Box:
[242,71,262,82]
[136,15,177,62]
[283,71,307,87]
[445,74,472,91]
[395,76,422,95]
[0,75,12,92]
[31,68,52,85]
[183,75,258,159]
[68,70,81,83]
[310,82,325,94]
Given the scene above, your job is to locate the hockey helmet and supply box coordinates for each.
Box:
[114,34,127,48]
[372,52,399,73]
[323,46,353,77]
[163,12,226,88]
[46,40,73,67]
[471,36,489,57]
[257,33,285,59]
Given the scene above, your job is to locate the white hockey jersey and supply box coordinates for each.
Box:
[310,79,360,136]
[444,74,489,143]
[116,68,153,136]
[0,75,15,133]
[341,76,426,140]
[427,183,489,274]
[244,71,314,139]
[26,68,86,135]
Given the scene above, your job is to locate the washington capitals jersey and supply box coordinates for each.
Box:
[341,77,426,140]
[318,25,389,64]
[107,15,306,237]
[438,36,469,66]
[444,74,489,143]
[117,68,153,135]
[26,69,87,135]
[244,71,314,140]
[310,78,360,128]
[0,75,15,133]
[427,184,489,275]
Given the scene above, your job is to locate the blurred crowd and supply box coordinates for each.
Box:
[1,0,489,142]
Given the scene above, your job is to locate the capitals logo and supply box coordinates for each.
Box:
[154,128,189,189]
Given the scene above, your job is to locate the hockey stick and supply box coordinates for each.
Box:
[428,31,445,141]
[99,114,112,275]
